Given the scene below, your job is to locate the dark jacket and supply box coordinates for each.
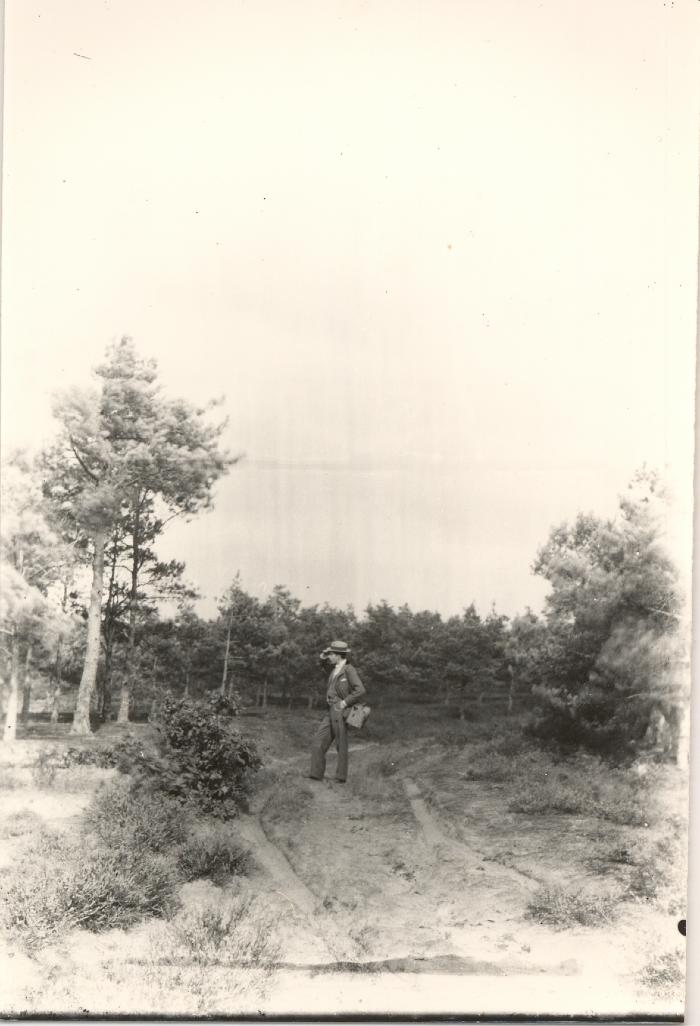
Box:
[327,663,366,710]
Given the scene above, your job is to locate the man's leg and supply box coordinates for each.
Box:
[310,715,333,780]
[332,708,349,782]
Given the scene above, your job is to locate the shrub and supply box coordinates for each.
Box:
[507,756,656,827]
[0,834,180,947]
[462,751,516,782]
[206,692,241,717]
[61,745,118,769]
[164,895,281,967]
[640,949,685,995]
[114,697,261,818]
[177,827,251,885]
[526,885,619,928]
[508,776,591,816]
[31,744,120,785]
[85,779,191,854]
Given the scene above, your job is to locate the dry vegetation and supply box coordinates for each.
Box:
[0,703,688,1016]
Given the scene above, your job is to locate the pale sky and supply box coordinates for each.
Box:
[2,0,698,619]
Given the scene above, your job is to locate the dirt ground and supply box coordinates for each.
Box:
[0,709,688,1019]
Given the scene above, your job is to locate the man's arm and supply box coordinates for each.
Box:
[342,665,366,707]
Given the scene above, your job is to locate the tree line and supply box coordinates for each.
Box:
[0,339,687,758]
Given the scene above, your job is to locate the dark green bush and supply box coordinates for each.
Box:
[136,696,263,818]
[206,691,241,717]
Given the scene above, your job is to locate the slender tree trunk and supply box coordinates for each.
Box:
[51,578,68,725]
[221,608,233,695]
[100,624,117,721]
[71,529,106,735]
[100,531,119,722]
[3,628,20,743]
[507,665,515,716]
[20,645,33,721]
[262,676,268,709]
[307,692,315,711]
[50,644,62,725]
[118,494,141,724]
[101,640,113,722]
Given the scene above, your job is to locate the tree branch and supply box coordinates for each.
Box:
[69,438,101,484]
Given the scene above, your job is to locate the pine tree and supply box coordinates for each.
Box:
[43,338,232,734]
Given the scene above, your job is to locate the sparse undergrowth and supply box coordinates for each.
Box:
[0,775,254,949]
[163,894,281,967]
[639,948,686,996]
[0,809,43,839]
[525,885,620,928]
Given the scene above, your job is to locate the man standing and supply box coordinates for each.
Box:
[309,640,366,783]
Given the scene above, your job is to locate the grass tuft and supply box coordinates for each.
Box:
[526,885,619,927]
[176,826,251,885]
[163,895,282,967]
[0,809,43,839]
[639,948,685,995]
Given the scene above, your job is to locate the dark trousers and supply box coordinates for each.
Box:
[310,705,348,781]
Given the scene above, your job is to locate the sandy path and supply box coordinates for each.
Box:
[402,775,543,891]
[235,740,680,1020]
[245,747,558,973]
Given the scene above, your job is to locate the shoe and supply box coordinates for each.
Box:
[308,775,323,781]
[335,778,347,784]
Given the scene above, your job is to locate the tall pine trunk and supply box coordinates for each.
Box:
[100,535,119,722]
[71,529,106,735]
[50,579,68,725]
[20,645,33,721]
[3,629,20,743]
[100,634,115,722]
[118,494,141,724]
[50,642,62,725]
[221,609,233,695]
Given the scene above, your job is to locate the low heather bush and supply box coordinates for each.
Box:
[508,756,656,827]
[165,895,281,967]
[640,948,685,995]
[0,834,180,947]
[176,827,251,885]
[526,885,619,928]
[85,779,190,854]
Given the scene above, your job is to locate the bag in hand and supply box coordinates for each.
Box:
[345,703,371,729]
